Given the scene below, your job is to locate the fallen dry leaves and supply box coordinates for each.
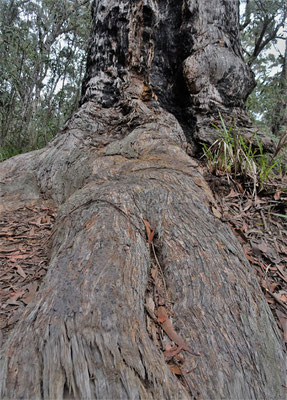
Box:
[206,171,287,345]
[143,219,155,244]
[0,205,56,345]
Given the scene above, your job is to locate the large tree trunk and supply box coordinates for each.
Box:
[0,1,285,399]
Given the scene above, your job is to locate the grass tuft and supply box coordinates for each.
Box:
[201,113,285,196]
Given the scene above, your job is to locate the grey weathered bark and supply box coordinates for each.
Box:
[0,1,285,399]
[271,37,287,137]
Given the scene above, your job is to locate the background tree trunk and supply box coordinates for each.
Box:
[271,37,287,137]
[0,1,285,399]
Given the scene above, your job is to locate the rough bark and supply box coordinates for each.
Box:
[271,38,287,137]
[80,0,257,144]
[0,1,285,399]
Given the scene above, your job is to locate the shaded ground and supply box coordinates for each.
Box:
[0,204,56,346]
[205,170,287,347]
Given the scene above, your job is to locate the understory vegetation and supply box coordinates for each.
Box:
[201,114,287,196]
[0,0,91,160]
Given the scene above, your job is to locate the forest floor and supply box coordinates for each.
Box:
[204,168,287,347]
[0,204,57,346]
[0,167,286,353]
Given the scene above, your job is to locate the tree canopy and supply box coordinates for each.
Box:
[240,0,287,136]
[0,0,91,159]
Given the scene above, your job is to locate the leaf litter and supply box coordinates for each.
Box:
[0,205,56,345]
[205,171,287,347]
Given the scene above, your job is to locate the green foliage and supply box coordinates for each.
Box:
[0,0,91,158]
[202,114,283,195]
[0,142,21,162]
[240,0,287,136]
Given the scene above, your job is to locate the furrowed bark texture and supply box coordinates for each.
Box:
[80,0,260,146]
[0,0,285,399]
